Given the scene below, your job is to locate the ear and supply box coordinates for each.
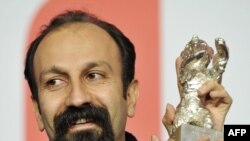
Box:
[126,79,139,118]
[32,99,45,131]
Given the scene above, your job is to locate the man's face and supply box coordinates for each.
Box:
[32,23,138,141]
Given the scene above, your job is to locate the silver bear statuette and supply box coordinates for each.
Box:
[172,35,229,134]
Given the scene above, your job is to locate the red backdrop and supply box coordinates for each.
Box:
[25,0,160,140]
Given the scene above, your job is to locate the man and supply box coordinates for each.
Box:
[24,10,232,141]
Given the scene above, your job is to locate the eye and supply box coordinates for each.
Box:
[45,79,65,90]
[46,79,63,86]
[86,72,104,80]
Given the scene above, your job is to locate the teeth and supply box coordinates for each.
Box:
[75,119,87,124]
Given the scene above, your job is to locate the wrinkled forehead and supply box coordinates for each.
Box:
[33,22,122,72]
[35,22,120,56]
[42,22,114,44]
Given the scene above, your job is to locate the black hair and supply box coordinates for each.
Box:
[24,10,136,101]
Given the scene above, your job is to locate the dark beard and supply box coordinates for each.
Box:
[53,104,114,141]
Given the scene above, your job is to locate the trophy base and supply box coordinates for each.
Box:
[171,124,223,141]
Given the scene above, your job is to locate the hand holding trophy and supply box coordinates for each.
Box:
[164,35,232,141]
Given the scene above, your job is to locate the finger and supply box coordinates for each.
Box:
[210,89,232,105]
[198,80,221,96]
[162,103,175,134]
[175,57,182,78]
[151,135,160,141]
[175,57,183,93]
[198,80,232,106]
[198,80,220,106]
[209,91,232,108]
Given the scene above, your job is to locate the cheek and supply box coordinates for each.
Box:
[38,92,66,131]
[92,81,125,115]
[93,83,128,136]
[108,93,128,139]
[103,92,127,122]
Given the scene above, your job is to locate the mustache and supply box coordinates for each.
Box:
[54,103,111,138]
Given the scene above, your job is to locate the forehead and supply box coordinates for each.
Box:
[33,22,122,72]
[36,22,120,58]
[39,22,118,50]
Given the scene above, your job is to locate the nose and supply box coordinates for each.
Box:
[65,82,92,107]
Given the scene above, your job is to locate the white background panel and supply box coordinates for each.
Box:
[0,0,249,140]
[161,0,250,139]
[0,0,44,140]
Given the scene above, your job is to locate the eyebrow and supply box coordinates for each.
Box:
[39,61,113,81]
[39,66,67,82]
[85,61,113,72]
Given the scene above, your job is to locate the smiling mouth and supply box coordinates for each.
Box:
[69,118,101,133]
[75,118,91,125]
